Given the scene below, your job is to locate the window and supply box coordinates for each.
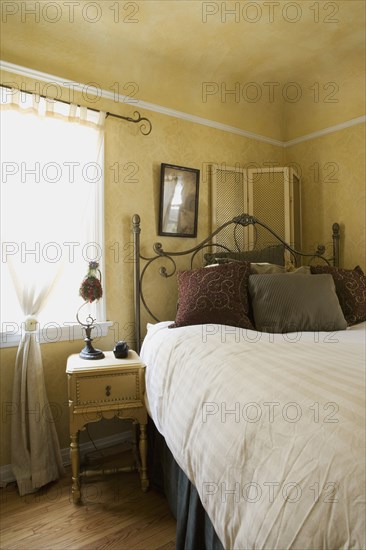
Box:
[0,87,108,346]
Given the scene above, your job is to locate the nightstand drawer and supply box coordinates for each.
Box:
[76,371,141,405]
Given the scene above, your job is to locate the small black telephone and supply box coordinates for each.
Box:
[113,340,129,359]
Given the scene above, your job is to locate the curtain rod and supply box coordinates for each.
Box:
[0,84,152,135]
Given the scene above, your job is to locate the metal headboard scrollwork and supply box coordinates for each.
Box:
[132,213,340,352]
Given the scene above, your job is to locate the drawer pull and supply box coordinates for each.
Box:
[105,385,111,397]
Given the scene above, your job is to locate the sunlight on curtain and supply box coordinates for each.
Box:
[0,87,105,495]
[1,88,105,330]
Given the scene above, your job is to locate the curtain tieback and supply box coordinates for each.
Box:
[24,315,38,332]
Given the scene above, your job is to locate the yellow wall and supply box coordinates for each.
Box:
[286,123,366,271]
[0,71,284,467]
[283,75,365,142]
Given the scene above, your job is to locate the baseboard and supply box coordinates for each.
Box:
[0,430,133,488]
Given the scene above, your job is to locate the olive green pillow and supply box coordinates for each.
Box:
[248,273,347,333]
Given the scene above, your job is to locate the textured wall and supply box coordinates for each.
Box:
[286,123,366,271]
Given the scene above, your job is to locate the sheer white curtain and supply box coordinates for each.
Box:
[1,88,105,495]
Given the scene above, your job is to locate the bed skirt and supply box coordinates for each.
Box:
[147,418,224,550]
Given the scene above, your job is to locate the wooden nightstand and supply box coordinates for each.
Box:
[66,350,149,503]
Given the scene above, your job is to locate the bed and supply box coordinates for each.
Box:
[132,213,366,550]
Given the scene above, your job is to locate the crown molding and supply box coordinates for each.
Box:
[1,60,365,148]
[0,60,283,146]
[0,61,283,147]
[284,115,366,147]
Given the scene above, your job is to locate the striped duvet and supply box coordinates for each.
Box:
[141,321,366,549]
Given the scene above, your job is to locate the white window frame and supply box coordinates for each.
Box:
[0,87,111,348]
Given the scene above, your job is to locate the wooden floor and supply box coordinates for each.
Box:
[0,449,176,550]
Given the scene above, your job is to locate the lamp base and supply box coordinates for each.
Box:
[79,338,105,360]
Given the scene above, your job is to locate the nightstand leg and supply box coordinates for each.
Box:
[139,423,149,492]
[70,432,81,503]
[132,422,138,466]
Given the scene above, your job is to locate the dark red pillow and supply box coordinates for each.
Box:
[173,262,254,329]
[310,265,366,325]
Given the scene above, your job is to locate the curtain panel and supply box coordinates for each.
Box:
[1,87,105,495]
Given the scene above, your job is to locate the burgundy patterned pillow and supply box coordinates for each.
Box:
[172,262,254,329]
[310,265,366,325]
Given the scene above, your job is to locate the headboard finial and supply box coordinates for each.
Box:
[132,213,141,227]
[332,222,340,235]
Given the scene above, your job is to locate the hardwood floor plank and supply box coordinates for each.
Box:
[0,467,176,550]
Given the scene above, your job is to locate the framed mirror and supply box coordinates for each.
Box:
[158,163,200,237]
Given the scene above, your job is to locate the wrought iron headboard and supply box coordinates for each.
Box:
[132,213,340,352]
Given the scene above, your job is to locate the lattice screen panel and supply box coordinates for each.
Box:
[212,167,247,250]
[251,171,286,249]
[292,173,301,250]
[210,165,301,257]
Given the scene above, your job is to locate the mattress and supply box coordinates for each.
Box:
[141,321,366,549]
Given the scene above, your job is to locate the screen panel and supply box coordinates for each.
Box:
[211,166,247,250]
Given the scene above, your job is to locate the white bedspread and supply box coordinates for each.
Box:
[141,322,366,550]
